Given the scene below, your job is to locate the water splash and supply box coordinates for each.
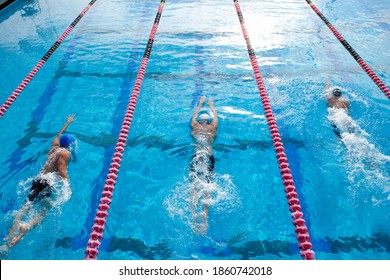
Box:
[327,107,390,209]
[18,172,72,211]
[164,160,239,235]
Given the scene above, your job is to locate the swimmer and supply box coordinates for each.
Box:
[3,115,76,249]
[324,77,354,137]
[190,96,218,234]
[325,76,350,110]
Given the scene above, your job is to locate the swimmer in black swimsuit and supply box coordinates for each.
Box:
[3,115,76,249]
[27,177,52,202]
[190,96,218,234]
[189,151,215,182]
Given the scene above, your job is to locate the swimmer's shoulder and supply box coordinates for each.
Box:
[57,148,71,160]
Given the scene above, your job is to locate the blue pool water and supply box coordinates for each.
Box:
[0,0,389,260]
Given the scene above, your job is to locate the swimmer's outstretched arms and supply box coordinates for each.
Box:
[191,96,218,151]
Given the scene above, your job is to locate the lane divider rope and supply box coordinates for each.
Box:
[84,0,165,260]
[233,0,315,260]
[0,0,98,118]
[305,0,390,99]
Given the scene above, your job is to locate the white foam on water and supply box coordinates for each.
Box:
[18,172,72,212]
[164,153,239,235]
[327,107,390,209]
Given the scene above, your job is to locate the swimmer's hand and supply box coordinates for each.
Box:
[66,114,76,123]
[208,99,214,106]
[325,76,331,91]
[200,96,206,105]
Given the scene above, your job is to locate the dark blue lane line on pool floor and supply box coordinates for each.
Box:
[71,2,152,253]
[267,108,314,255]
[1,0,99,176]
[191,34,205,108]
[281,127,314,254]
[71,49,141,252]
[187,33,207,128]
[0,14,89,238]
[260,64,324,254]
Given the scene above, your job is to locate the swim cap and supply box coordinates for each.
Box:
[197,113,212,124]
[59,134,75,148]
[332,88,342,97]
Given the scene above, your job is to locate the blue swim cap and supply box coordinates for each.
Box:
[59,134,75,148]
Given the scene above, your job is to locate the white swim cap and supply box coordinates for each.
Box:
[197,113,212,123]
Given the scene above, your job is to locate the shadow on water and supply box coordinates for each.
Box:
[54,232,390,260]
[20,0,41,18]
[0,0,40,23]
[2,129,305,180]
[55,235,171,260]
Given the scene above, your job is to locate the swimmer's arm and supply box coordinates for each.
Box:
[343,100,350,110]
[208,99,218,128]
[191,97,206,127]
[57,152,70,180]
[51,115,76,148]
[324,76,330,92]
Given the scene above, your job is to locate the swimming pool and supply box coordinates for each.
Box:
[0,0,389,260]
